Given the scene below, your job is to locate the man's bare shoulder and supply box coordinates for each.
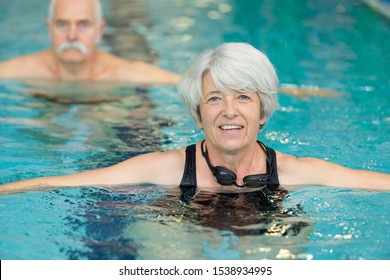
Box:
[0,50,53,78]
[98,51,180,84]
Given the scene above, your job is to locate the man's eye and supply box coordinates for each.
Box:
[78,21,91,30]
[55,21,68,29]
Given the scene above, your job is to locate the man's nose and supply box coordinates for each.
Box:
[66,24,78,41]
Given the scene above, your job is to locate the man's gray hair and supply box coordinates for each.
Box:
[178,42,279,122]
[48,0,103,23]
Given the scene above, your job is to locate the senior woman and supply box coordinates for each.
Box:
[0,42,389,195]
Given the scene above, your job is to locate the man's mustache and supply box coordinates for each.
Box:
[56,42,88,55]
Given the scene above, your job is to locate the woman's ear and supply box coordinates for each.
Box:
[195,120,203,129]
[195,116,203,129]
[195,106,203,129]
[258,102,266,129]
[259,116,266,130]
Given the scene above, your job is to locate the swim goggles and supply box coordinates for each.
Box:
[201,140,269,188]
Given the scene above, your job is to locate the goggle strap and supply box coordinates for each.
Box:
[201,140,216,173]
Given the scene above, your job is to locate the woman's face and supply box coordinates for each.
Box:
[196,72,265,152]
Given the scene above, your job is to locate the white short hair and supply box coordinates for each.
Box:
[48,0,103,23]
[179,42,279,122]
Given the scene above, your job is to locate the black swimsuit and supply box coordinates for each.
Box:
[179,141,280,192]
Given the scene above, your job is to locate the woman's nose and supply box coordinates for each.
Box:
[222,98,238,118]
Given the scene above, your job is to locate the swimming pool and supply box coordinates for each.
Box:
[0,0,389,260]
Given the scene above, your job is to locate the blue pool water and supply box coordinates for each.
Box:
[0,0,389,259]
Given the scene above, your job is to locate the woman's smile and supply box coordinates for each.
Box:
[218,124,244,135]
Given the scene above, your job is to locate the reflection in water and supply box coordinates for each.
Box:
[63,188,142,260]
[0,78,177,259]
[61,186,313,260]
[1,79,175,169]
[179,188,307,236]
[1,79,178,259]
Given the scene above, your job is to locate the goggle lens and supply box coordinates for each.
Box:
[202,140,269,189]
[243,176,268,188]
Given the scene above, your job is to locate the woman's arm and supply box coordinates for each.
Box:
[277,152,390,191]
[0,150,185,195]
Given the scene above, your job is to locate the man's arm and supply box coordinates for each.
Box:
[279,84,339,98]
[118,61,180,85]
[100,52,180,84]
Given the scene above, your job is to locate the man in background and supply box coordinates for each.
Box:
[0,0,180,84]
[0,0,338,98]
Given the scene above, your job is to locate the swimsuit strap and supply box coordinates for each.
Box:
[179,141,280,192]
[261,143,279,191]
[180,144,197,187]
[179,144,197,203]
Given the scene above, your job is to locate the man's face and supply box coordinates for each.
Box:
[48,0,105,64]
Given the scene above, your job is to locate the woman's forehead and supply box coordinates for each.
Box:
[202,75,257,97]
[203,70,258,94]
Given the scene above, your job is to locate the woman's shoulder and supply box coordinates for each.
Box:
[154,148,186,164]
[132,148,186,167]
[108,148,188,186]
[140,148,188,185]
[275,150,296,162]
[274,150,302,183]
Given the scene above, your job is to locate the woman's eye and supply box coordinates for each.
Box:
[207,96,221,103]
[238,94,251,101]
